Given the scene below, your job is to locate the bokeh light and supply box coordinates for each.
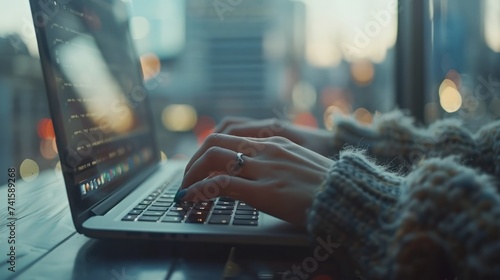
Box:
[438,78,458,96]
[350,60,374,86]
[140,53,161,80]
[323,105,348,130]
[353,107,373,125]
[52,138,58,154]
[439,79,462,113]
[161,104,198,132]
[20,158,39,182]
[40,139,57,159]
[54,161,61,171]
[194,116,216,144]
[37,118,55,139]
[484,0,500,52]
[292,82,317,112]
[160,151,168,161]
[293,112,318,128]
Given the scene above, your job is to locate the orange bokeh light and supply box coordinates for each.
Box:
[37,118,55,139]
[40,139,57,160]
[194,116,216,144]
[293,112,318,128]
[140,53,161,80]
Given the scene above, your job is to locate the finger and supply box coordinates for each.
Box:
[222,119,289,138]
[184,133,251,175]
[181,146,259,189]
[214,117,254,133]
[179,175,258,202]
[247,136,331,172]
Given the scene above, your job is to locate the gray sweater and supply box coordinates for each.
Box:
[308,111,500,279]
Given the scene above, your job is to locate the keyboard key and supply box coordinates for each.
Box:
[185,212,209,223]
[128,209,143,215]
[174,201,195,207]
[209,215,231,225]
[150,191,161,197]
[161,194,175,199]
[138,216,159,222]
[143,211,165,216]
[133,204,148,210]
[122,215,138,221]
[233,220,258,226]
[237,203,256,211]
[235,210,259,216]
[218,197,235,202]
[234,215,258,220]
[190,210,209,216]
[165,211,187,217]
[216,201,235,206]
[148,206,169,212]
[194,201,214,210]
[196,201,214,207]
[152,202,172,208]
[161,216,182,223]
[194,206,211,211]
[170,207,189,212]
[212,210,233,215]
[237,205,256,211]
[156,198,174,203]
[139,200,153,205]
[214,205,234,211]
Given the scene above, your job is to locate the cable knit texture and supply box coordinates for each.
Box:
[309,111,500,279]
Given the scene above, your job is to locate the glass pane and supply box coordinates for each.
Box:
[426,0,500,127]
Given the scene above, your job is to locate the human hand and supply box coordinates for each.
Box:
[177,133,333,225]
[214,117,334,157]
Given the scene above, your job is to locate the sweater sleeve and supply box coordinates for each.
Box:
[330,111,478,171]
[308,151,500,279]
[307,150,402,276]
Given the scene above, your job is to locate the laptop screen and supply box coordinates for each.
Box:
[32,0,158,204]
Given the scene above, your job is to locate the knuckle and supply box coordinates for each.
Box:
[206,146,223,158]
[204,133,222,146]
[266,142,286,156]
[269,135,289,144]
[225,124,238,134]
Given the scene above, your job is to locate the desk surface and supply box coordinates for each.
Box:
[0,172,348,280]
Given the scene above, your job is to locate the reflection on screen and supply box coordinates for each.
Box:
[44,0,155,199]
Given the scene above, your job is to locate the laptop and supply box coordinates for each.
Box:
[29,0,308,245]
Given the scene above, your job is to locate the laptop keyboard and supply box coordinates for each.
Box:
[121,183,259,226]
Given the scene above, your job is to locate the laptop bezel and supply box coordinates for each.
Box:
[29,0,163,231]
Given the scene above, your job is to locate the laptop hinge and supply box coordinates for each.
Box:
[90,196,119,216]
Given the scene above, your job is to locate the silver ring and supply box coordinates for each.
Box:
[231,152,245,174]
[236,152,245,167]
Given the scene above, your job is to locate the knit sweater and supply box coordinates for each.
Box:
[307,111,500,280]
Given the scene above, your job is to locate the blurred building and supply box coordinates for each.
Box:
[0,34,51,181]
[153,0,305,120]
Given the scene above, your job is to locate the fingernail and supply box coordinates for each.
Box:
[174,189,187,203]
